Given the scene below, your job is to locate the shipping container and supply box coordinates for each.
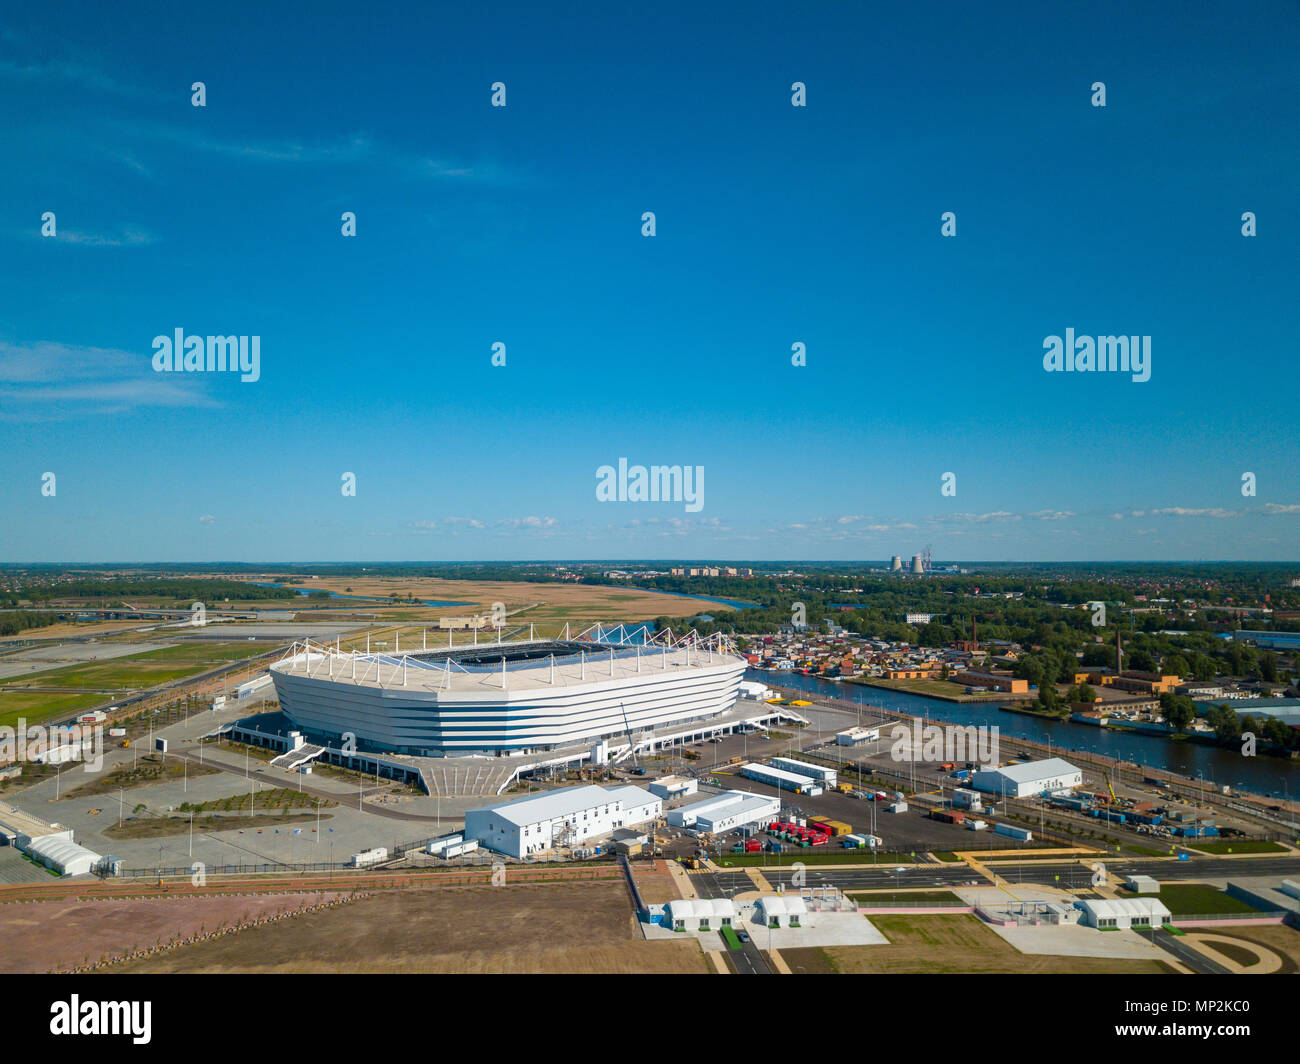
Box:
[993,824,1032,842]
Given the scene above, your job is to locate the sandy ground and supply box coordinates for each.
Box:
[0,892,347,973]
[111,880,708,974]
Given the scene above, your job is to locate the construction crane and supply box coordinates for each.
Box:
[618,701,639,769]
[1103,771,1118,804]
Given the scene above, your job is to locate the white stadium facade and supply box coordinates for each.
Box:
[268,625,750,759]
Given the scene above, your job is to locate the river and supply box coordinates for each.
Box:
[752,669,1300,799]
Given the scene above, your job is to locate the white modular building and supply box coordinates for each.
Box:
[667,790,781,834]
[466,784,661,859]
[664,898,736,932]
[971,758,1082,798]
[1077,897,1171,930]
[23,833,101,877]
[739,762,819,795]
[769,757,838,787]
[755,895,808,929]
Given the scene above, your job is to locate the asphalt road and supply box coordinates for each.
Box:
[693,868,772,974]
[1152,928,1231,974]
[702,853,1300,892]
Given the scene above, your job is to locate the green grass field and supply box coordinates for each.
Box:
[0,691,110,730]
[1144,883,1263,915]
[0,640,271,696]
[1184,840,1289,855]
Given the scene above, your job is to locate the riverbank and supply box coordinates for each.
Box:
[842,676,1031,704]
[757,669,1300,813]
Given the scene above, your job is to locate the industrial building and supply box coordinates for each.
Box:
[269,625,748,757]
[1077,897,1171,930]
[465,784,661,859]
[769,757,837,787]
[739,762,821,795]
[666,790,780,833]
[971,758,1082,798]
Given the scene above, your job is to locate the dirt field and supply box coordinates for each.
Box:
[260,574,738,626]
[0,892,348,973]
[630,859,680,905]
[112,880,708,974]
[820,915,1174,974]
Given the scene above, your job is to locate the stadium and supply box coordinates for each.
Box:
[268,624,752,759]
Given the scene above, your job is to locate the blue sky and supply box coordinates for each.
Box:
[1,1,1298,562]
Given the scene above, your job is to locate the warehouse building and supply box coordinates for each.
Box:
[465,784,661,859]
[971,758,1082,798]
[667,790,780,833]
[770,756,838,787]
[1077,897,1170,930]
[739,762,820,795]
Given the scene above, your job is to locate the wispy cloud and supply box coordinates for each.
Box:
[0,339,217,420]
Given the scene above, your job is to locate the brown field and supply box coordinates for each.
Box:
[112,880,709,974]
[0,892,348,973]
[821,915,1175,974]
[249,573,737,626]
[630,859,681,905]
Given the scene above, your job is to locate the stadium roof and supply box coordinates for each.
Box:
[274,636,744,694]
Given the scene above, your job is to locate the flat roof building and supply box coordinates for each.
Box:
[667,790,779,832]
[835,727,880,746]
[769,757,838,786]
[648,775,699,800]
[465,784,661,859]
[739,762,820,795]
